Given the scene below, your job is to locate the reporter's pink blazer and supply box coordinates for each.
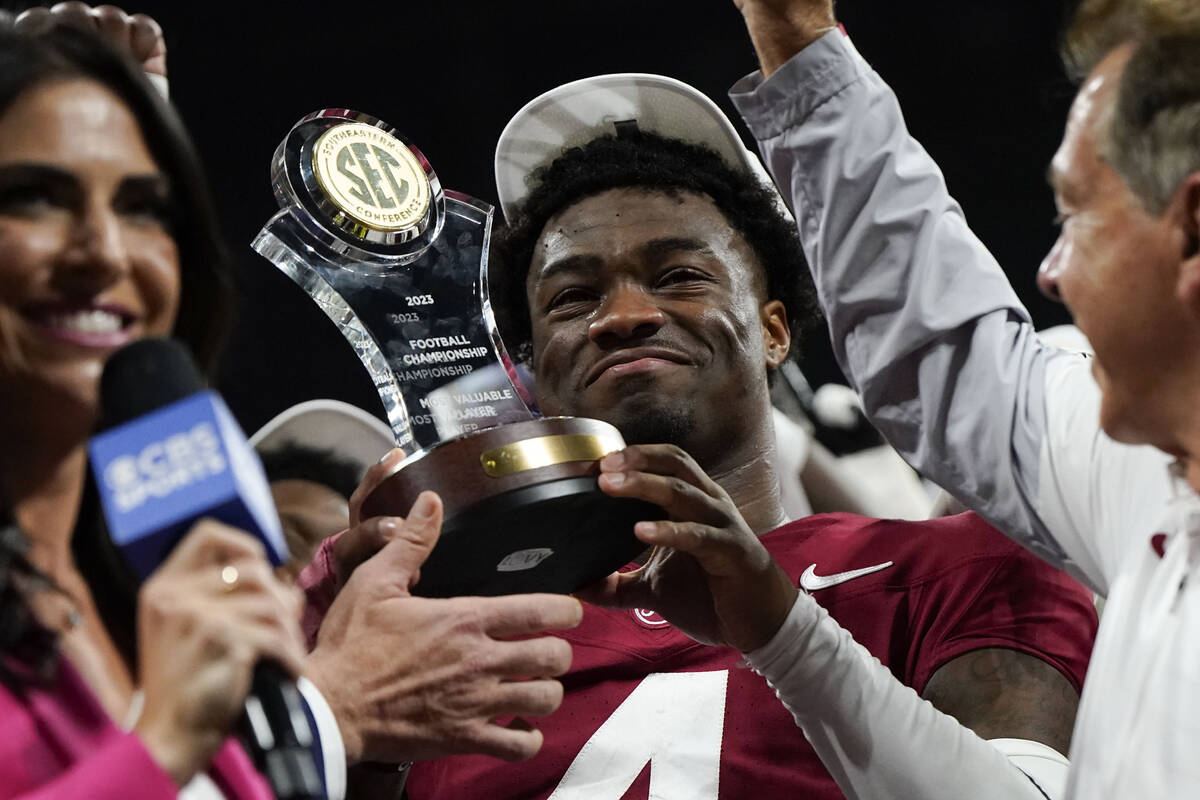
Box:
[0,658,273,800]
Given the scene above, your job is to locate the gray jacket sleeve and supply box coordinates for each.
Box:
[730,31,1171,592]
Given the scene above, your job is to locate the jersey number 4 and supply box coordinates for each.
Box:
[548,671,729,799]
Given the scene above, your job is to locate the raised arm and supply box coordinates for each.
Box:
[729,2,1173,591]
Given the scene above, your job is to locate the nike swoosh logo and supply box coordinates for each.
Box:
[800,561,894,591]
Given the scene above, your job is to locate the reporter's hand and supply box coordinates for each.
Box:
[306,490,584,765]
[133,520,306,786]
[579,444,798,652]
[733,0,836,77]
[15,3,167,78]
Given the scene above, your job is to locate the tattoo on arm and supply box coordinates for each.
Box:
[920,648,1079,756]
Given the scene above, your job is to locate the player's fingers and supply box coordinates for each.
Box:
[635,518,710,552]
[479,593,583,638]
[599,468,731,527]
[636,518,772,579]
[349,448,405,526]
[601,445,724,496]
[349,492,443,590]
[332,515,406,585]
[573,567,653,610]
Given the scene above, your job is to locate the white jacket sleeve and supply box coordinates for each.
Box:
[729,31,1172,593]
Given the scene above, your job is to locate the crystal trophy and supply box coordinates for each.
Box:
[252,110,655,597]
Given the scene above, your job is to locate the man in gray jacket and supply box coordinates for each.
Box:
[717,0,1200,796]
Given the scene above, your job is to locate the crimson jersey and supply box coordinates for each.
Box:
[407,512,1097,799]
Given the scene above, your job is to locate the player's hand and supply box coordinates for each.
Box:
[306,491,583,765]
[580,444,798,652]
[328,447,407,587]
[14,4,167,78]
[733,0,837,77]
[134,521,306,786]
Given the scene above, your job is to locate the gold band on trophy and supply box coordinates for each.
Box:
[480,432,625,478]
[311,122,431,234]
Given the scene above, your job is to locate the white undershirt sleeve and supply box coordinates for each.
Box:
[744,595,1066,800]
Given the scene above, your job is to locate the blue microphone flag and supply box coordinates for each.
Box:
[89,389,287,581]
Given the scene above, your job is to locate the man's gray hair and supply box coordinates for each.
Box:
[1106,31,1200,214]
[1064,0,1200,77]
[1064,1,1200,214]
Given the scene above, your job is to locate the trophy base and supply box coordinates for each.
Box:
[360,417,662,597]
[410,477,655,597]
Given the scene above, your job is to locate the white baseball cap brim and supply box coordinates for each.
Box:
[495,73,780,223]
[249,399,396,476]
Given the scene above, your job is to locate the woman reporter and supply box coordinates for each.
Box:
[0,19,307,799]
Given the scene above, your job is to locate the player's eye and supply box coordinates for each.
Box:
[657,266,714,288]
[546,286,597,312]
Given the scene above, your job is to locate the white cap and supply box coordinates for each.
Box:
[495,73,781,223]
[249,399,396,476]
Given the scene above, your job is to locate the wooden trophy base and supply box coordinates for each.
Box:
[359,417,660,597]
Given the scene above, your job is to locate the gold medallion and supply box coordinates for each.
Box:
[311,122,431,233]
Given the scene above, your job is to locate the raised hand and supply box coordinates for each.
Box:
[580,444,798,652]
[134,521,306,786]
[306,490,583,764]
[15,3,167,79]
[733,0,837,76]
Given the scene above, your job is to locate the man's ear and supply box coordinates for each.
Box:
[761,300,791,368]
[1175,172,1200,319]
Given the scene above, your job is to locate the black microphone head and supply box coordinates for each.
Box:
[99,338,206,429]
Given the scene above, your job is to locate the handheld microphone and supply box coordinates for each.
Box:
[87,338,327,800]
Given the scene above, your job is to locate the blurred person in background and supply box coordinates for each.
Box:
[251,399,394,583]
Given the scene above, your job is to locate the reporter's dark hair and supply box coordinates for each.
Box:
[492,130,819,365]
[0,510,59,694]
[0,20,231,372]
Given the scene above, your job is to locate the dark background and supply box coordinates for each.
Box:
[19,1,1083,433]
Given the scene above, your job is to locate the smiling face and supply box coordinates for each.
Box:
[1039,45,1200,452]
[526,188,789,471]
[0,78,180,430]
